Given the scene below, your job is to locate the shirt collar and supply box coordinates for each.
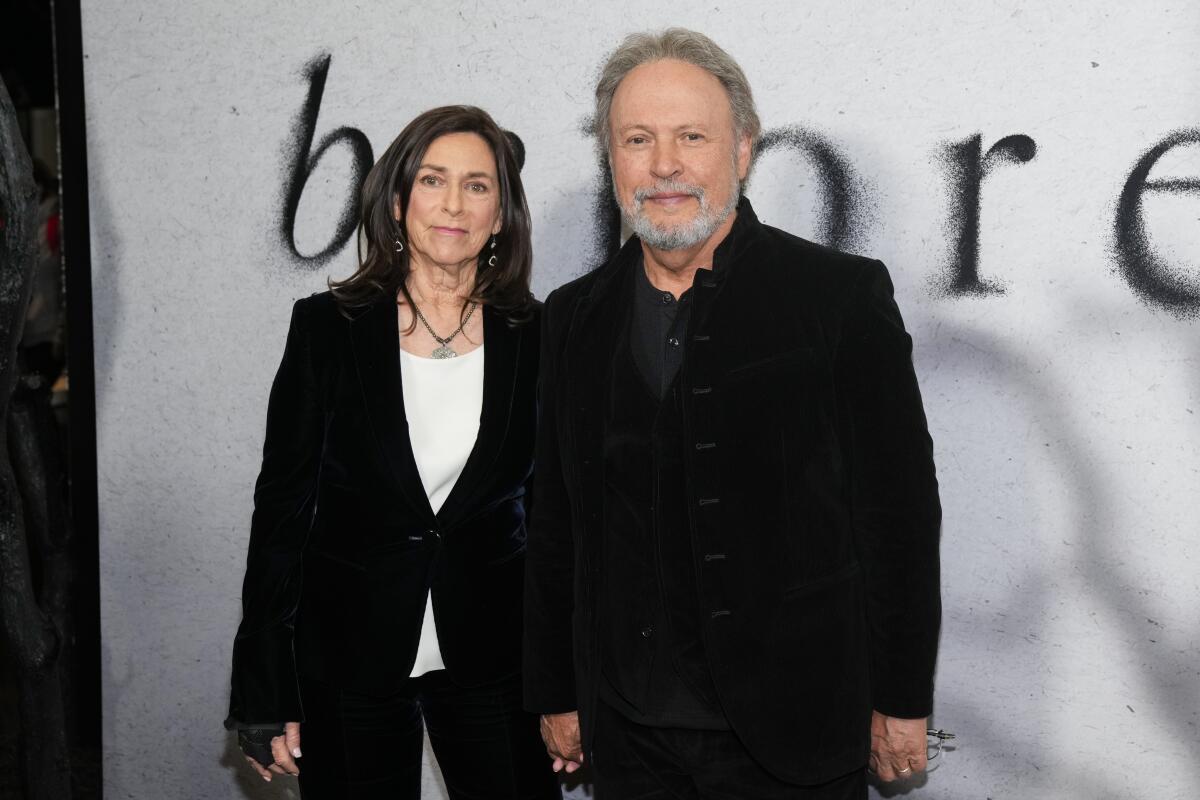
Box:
[634,254,679,306]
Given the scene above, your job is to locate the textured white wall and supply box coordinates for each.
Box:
[83,1,1199,797]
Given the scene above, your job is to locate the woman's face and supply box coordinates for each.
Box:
[400,132,502,273]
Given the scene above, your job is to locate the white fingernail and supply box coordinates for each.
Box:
[292,748,302,758]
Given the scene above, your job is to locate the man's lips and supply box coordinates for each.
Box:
[644,193,696,206]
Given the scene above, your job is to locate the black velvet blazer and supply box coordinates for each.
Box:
[523,199,941,785]
[228,292,540,725]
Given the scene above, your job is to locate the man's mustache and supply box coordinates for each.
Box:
[632,180,705,206]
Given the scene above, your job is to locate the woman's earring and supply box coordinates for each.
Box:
[487,235,498,268]
[394,237,405,253]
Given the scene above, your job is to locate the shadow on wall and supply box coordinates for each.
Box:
[884,317,1200,799]
[220,732,297,799]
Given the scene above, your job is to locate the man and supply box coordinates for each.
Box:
[524,28,941,799]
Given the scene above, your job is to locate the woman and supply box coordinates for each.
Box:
[226,105,559,799]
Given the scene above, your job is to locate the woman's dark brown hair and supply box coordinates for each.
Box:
[330,105,534,324]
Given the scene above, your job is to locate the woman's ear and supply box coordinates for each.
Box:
[393,196,403,222]
[492,208,503,236]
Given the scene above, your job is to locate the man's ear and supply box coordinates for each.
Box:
[735,133,753,181]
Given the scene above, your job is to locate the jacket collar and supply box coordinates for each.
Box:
[710,196,763,282]
[570,194,764,347]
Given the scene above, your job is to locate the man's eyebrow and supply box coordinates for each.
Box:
[615,122,710,133]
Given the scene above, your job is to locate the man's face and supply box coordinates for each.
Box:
[608,58,752,252]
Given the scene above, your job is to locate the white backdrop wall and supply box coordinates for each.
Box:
[82,1,1200,797]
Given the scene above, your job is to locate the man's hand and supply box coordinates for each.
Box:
[540,711,583,773]
[869,711,927,782]
[243,722,302,781]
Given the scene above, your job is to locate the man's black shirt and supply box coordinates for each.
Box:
[631,260,693,399]
[598,257,728,730]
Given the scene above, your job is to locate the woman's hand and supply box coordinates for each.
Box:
[242,722,302,781]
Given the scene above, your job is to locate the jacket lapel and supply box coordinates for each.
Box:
[349,296,437,525]
[566,240,639,470]
[435,305,519,527]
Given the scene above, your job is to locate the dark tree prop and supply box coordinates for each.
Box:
[0,75,73,800]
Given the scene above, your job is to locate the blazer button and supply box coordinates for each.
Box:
[641,626,654,638]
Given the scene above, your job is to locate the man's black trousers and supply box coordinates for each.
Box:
[592,700,866,799]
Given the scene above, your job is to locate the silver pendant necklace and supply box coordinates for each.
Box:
[410,300,478,359]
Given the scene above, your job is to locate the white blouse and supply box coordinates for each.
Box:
[399,344,484,678]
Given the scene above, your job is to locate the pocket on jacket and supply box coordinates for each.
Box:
[781,561,860,599]
[726,346,815,381]
[364,534,429,558]
[766,561,870,739]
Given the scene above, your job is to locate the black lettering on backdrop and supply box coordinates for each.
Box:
[280,54,373,269]
[590,153,623,268]
[937,133,1037,296]
[265,74,1194,315]
[1114,129,1200,317]
[755,127,868,252]
[581,112,622,269]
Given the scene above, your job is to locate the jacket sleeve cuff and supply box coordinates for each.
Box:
[228,628,304,725]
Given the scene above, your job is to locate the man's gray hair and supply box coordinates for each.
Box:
[593,28,761,159]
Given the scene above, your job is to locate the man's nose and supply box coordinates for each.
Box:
[649,139,683,180]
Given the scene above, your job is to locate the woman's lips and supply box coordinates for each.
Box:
[432,226,468,235]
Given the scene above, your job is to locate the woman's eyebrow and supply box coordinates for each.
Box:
[417,163,494,180]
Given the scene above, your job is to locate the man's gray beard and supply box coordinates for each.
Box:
[617,168,741,252]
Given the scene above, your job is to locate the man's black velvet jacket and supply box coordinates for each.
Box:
[228,292,540,726]
[523,199,942,785]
